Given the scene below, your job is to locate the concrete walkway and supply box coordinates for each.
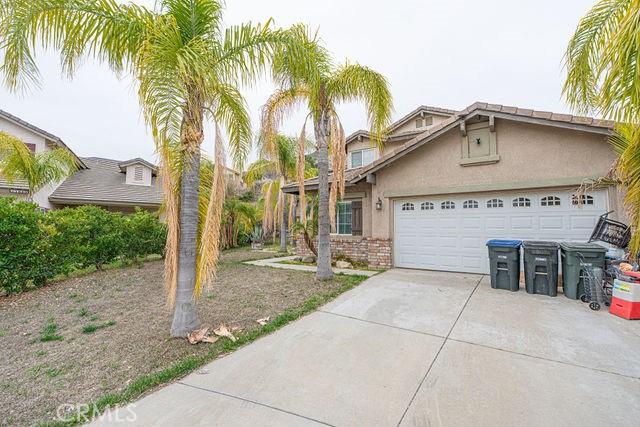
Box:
[244,255,379,277]
[94,269,640,426]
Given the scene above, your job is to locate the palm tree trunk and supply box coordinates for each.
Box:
[171,96,203,337]
[280,197,287,252]
[314,109,333,280]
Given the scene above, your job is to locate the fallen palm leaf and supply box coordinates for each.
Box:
[213,323,237,342]
[256,316,270,326]
[187,327,219,345]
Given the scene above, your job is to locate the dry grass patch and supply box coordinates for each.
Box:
[0,247,366,426]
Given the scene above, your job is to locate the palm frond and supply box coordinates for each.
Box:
[260,87,308,154]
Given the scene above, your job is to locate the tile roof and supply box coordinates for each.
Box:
[49,157,163,207]
[287,102,617,192]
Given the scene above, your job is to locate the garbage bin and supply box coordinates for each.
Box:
[560,242,606,300]
[522,241,559,296]
[486,239,522,291]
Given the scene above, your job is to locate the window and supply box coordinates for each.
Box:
[541,196,561,207]
[441,201,455,210]
[336,202,352,235]
[487,198,503,208]
[572,194,594,205]
[463,200,479,209]
[350,148,375,168]
[513,197,531,207]
[421,202,434,211]
[134,166,144,182]
[401,202,415,211]
[25,143,36,152]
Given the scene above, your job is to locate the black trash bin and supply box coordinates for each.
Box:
[559,242,606,300]
[522,241,559,296]
[486,239,522,291]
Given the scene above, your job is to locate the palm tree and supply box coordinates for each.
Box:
[564,0,640,253]
[0,131,78,200]
[245,134,317,252]
[261,26,393,279]
[222,197,258,249]
[0,0,303,336]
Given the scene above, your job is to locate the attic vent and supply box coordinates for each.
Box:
[134,166,144,182]
[415,116,433,129]
[415,118,424,128]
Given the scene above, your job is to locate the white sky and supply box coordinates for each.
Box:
[0,0,596,167]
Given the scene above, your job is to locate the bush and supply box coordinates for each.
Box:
[0,198,166,294]
[0,198,54,293]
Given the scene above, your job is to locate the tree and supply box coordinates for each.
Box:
[261,26,393,279]
[0,131,78,199]
[222,197,258,249]
[0,0,302,336]
[564,0,640,253]
[245,134,317,252]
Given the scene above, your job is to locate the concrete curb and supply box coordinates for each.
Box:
[244,256,379,277]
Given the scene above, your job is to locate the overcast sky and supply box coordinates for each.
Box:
[0,0,596,166]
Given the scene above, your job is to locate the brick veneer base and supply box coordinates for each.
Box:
[295,235,392,269]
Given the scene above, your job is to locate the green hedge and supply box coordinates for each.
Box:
[0,198,166,294]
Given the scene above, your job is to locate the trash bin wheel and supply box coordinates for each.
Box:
[589,302,601,311]
[580,294,589,303]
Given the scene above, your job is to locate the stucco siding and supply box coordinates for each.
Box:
[369,118,617,239]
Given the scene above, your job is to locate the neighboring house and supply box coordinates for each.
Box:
[0,109,161,212]
[0,109,87,209]
[49,157,163,212]
[284,102,621,273]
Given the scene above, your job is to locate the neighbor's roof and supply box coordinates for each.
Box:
[49,157,163,207]
[118,157,158,174]
[284,101,616,193]
[0,109,87,169]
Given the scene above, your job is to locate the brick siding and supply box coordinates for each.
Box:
[295,235,392,269]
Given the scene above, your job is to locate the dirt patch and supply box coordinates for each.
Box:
[0,247,359,426]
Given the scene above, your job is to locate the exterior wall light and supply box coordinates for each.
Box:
[376,197,383,210]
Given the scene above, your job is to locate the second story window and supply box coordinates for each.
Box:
[350,148,374,168]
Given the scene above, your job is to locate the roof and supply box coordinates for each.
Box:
[49,157,163,207]
[346,105,458,146]
[118,158,158,174]
[0,109,87,169]
[285,101,616,193]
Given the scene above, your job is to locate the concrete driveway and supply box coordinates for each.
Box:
[95,269,640,426]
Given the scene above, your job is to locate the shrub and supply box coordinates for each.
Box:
[0,197,54,293]
[0,199,167,294]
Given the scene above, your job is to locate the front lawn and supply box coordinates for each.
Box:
[0,247,367,426]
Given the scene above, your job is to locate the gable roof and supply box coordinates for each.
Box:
[283,101,615,193]
[349,102,614,184]
[49,157,162,207]
[0,109,87,169]
[346,105,457,146]
[118,158,158,174]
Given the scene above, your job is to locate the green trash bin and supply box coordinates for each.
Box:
[522,241,559,297]
[486,239,522,291]
[560,242,606,300]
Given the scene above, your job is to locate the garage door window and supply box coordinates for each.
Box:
[336,202,352,235]
[421,202,434,211]
[487,198,503,208]
[512,197,531,207]
[441,201,455,209]
[401,202,415,211]
[572,194,594,205]
[463,200,479,209]
[541,196,561,207]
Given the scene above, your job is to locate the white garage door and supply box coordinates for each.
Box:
[394,189,608,273]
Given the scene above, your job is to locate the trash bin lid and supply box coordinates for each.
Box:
[522,240,559,249]
[486,239,522,248]
[559,242,607,253]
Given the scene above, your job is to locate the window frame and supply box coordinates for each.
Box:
[401,202,415,211]
[463,200,479,209]
[572,194,594,206]
[420,201,434,211]
[512,197,531,208]
[541,196,561,207]
[349,147,375,168]
[441,201,455,210]
[486,198,503,208]
[335,201,353,235]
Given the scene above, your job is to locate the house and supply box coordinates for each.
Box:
[283,102,621,273]
[0,109,88,209]
[0,109,162,211]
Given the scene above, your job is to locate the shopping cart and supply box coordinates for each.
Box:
[589,211,631,248]
[580,266,611,310]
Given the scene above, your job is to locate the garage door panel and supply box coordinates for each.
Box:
[394,189,607,274]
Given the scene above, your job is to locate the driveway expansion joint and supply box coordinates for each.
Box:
[176,382,335,426]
